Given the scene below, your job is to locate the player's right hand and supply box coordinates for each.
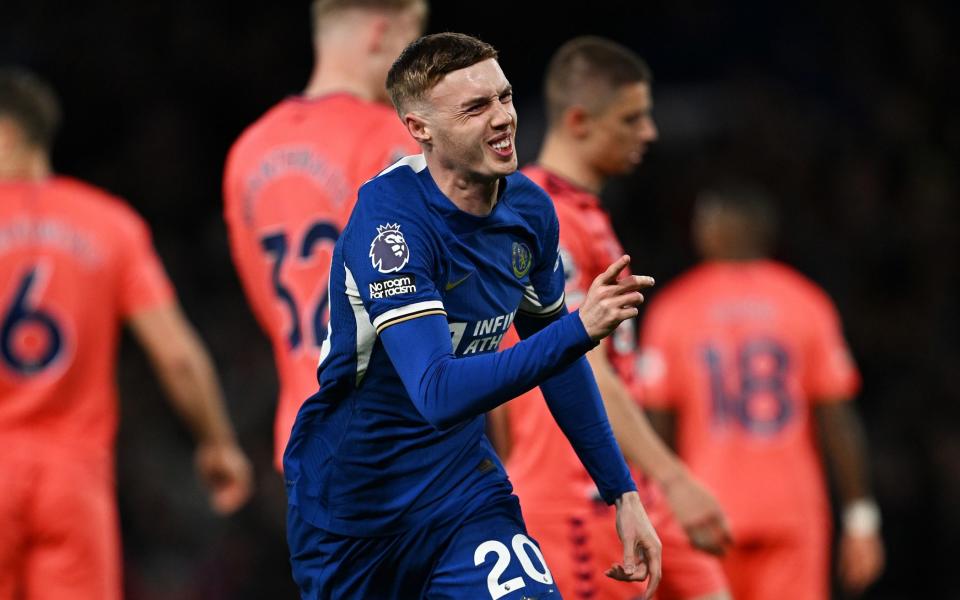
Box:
[839,531,885,594]
[606,491,661,599]
[662,471,733,556]
[579,255,654,341]
[195,440,254,515]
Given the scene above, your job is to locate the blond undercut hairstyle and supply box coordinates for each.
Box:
[386,32,498,116]
[544,36,652,126]
[310,0,426,36]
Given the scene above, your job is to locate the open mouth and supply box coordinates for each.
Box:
[488,134,514,158]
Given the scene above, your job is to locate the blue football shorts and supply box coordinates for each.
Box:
[287,493,560,599]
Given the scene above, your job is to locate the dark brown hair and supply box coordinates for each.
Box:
[544,36,652,125]
[0,67,61,150]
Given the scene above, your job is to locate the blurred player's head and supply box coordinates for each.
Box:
[387,33,516,182]
[0,67,59,180]
[543,36,657,179]
[693,180,779,261]
[308,0,428,103]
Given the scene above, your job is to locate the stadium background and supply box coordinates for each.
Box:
[2,0,957,598]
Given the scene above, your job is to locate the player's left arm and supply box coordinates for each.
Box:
[586,345,731,556]
[128,304,253,516]
[807,293,884,593]
[814,400,885,593]
[118,211,252,516]
[486,402,512,461]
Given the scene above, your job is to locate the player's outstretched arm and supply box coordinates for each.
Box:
[589,347,732,556]
[128,304,253,515]
[379,256,649,431]
[815,401,885,593]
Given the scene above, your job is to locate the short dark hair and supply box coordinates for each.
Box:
[544,36,652,125]
[0,67,61,150]
[311,0,426,35]
[695,179,780,245]
[386,32,498,115]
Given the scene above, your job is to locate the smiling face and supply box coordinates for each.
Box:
[581,81,658,177]
[410,58,518,182]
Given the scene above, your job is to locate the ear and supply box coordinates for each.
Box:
[563,105,592,139]
[367,15,390,54]
[0,118,25,152]
[403,112,431,146]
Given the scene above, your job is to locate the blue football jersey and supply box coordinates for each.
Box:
[284,155,567,536]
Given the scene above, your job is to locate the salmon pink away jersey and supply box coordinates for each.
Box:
[639,260,861,539]
[223,94,418,469]
[0,177,174,461]
[503,166,648,512]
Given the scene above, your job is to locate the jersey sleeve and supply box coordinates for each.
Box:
[517,202,566,318]
[117,211,176,317]
[637,298,679,409]
[343,185,444,334]
[804,291,861,403]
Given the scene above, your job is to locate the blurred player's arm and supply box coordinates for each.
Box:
[128,304,253,515]
[486,403,512,460]
[644,407,676,450]
[587,345,731,556]
[814,400,885,594]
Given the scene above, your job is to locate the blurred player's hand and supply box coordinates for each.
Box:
[195,440,253,515]
[839,532,884,594]
[606,491,661,599]
[662,471,733,556]
[580,255,654,341]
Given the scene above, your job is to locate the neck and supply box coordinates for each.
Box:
[302,47,378,102]
[0,147,51,181]
[538,131,605,194]
[426,153,500,217]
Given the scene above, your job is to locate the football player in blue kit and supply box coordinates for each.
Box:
[283,32,661,599]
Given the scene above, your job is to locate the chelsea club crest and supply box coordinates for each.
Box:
[370,223,410,273]
[512,242,532,278]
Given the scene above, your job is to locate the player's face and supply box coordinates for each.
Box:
[585,82,657,176]
[425,58,518,181]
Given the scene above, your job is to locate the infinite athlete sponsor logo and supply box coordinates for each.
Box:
[368,274,417,299]
[512,241,532,278]
[369,223,410,274]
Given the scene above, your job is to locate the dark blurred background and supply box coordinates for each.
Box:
[2,0,957,598]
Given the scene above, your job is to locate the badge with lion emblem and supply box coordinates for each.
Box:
[370,223,410,274]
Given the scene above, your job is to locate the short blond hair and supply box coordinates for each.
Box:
[311,0,425,35]
[386,32,498,116]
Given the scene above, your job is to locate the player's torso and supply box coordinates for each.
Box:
[290,167,551,535]
[224,95,416,440]
[0,179,126,456]
[662,262,829,532]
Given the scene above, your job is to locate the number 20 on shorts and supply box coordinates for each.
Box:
[474,533,554,599]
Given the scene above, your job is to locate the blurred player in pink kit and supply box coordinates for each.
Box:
[640,181,885,599]
[224,0,426,470]
[0,68,251,600]
[490,37,732,600]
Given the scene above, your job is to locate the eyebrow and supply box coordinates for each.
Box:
[460,85,513,109]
